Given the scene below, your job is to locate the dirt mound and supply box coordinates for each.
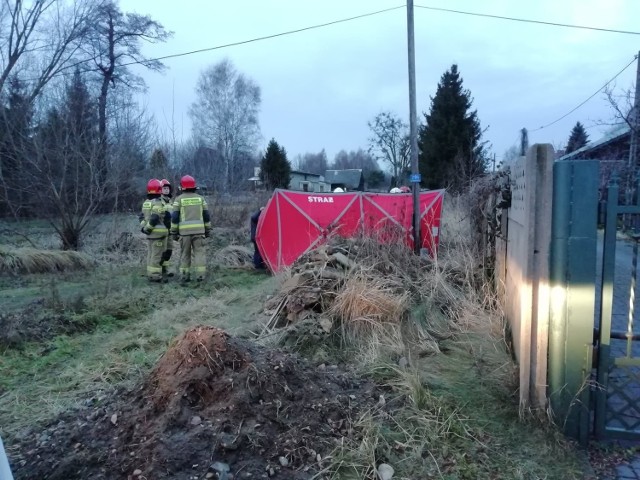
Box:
[9,326,377,479]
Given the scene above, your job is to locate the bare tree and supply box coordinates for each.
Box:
[604,84,636,131]
[84,0,171,165]
[368,111,410,186]
[602,83,638,205]
[331,149,379,174]
[502,145,520,166]
[0,0,97,102]
[23,69,108,249]
[295,149,328,175]
[108,89,156,212]
[189,58,261,191]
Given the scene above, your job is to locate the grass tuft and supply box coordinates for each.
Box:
[330,272,408,339]
[211,245,253,268]
[0,246,94,274]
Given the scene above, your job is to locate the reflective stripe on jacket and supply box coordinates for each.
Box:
[140,198,169,239]
[171,192,211,235]
[139,200,153,227]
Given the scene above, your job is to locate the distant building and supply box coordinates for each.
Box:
[557,124,631,197]
[248,166,262,190]
[324,169,365,192]
[289,170,329,192]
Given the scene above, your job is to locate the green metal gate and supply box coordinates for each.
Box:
[594,175,640,440]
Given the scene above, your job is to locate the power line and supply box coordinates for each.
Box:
[21,4,404,81]
[16,5,404,83]
[122,5,404,66]
[530,56,637,132]
[18,3,639,84]
[414,4,640,36]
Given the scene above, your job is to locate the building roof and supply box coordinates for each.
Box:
[291,170,323,178]
[324,169,363,188]
[558,124,630,161]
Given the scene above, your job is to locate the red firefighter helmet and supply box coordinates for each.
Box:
[160,178,171,187]
[147,178,162,194]
[180,175,196,189]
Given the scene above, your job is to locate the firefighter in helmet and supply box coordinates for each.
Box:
[159,179,174,277]
[170,175,211,283]
[139,179,171,282]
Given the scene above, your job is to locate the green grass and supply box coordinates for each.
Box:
[0,265,277,437]
[321,326,589,480]
[0,209,594,478]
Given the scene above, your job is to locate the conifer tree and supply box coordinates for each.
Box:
[260,139,291,190]
[565,121,589,154]
[0,77,33,217]
[418,64,487,192]
[150,148,169,176]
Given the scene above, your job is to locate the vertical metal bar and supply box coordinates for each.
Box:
[627,238,638,358]
[595,177,619,438]
[580,344,594,446]
[276,192,282,270]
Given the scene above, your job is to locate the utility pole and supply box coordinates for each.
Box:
[626,51,640,232]
[407,0,421,254]
[628,51,640,186]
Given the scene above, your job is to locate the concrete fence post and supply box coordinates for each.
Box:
[501,144,554,409]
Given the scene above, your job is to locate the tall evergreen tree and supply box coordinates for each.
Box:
[0,76,33,217]
[260,139,291,190]
[418,64,487,192]
[150,148,169,176]
[565,121,589,154]
[64,68,98,163]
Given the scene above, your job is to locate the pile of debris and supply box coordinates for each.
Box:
[10,326,379,480]
[260,237,439,352]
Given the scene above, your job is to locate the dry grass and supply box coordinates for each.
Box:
[206,192,271,228]
[0,246,94,274]
[304,188,586,478]
[330,273,408,332]
[211,245,253,268]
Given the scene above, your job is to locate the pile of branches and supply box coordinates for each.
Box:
[260,237,448,354]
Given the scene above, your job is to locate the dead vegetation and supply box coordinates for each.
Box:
[0,245,94,274]
[1,189,591,480]
[211,244,253,268]
[257,234,469,367]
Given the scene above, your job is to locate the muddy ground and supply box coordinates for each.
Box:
[8,326,379,480]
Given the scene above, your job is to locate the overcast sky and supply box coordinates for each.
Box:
[118,0,639,167]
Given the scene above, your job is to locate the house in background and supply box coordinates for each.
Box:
[324,169,365,192]
[250,167,366,192]
[289,170,329,192]
[557,124,631,197]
